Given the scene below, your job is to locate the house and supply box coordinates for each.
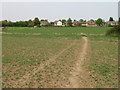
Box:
[86,21,97,27]
[40,20,49,26]
[106,21,118,26]
[79,21,87,26]
[54,21,63,26]
[72,21,80,26]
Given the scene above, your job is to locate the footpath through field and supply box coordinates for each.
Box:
[66,37,91,88]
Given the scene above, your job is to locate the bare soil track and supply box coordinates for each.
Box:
[66,37,92,88]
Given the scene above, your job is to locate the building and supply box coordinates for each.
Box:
[54,21,63,26]
[72,21,80,26]
[79,20,87,26]
[106,21,118,26]
[79,20,97,27]
[86,21,97,27]
[40,20,49,26]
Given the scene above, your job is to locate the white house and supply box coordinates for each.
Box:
[54,21,63,26]
[106,21,118,26]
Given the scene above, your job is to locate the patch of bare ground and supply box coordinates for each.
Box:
[66,37,95,88]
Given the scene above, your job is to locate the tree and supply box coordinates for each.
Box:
[106,25,120,36]
[62,19,66,23]
[109,17,114,21]
[73,19,77,22]
[62,19,66,26]
[33,17,40,26]
[96,18,104,26]
[14,21,27,27]
[67,18,72,26]
[28,19,34,27]
[90,19,95,22]
[79,19,84,22]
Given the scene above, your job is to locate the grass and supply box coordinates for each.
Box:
[84,41,118,88]
[2,27,118,88]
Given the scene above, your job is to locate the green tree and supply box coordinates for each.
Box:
[28,19,34,27]
[109,17,114,21]
[106,25,120,36]
[33,17,40,26]
[90,19,95,22]
[62,19,66,23]
[15,21,27,27]
[67,18,72,26]
[62,19,66,25]
[96,18,104,26]
[79,19,84,22]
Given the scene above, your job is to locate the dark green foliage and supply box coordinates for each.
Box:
[67,18,72,26]
[14,21,28,27]
[33,17,40,26]
[96,18,104,26]
[2,21,28,27]
[109,17,114,21]
[106,25,120,36]
[2,22,14,27]
[108,24,114,27]
[62,19,66,25]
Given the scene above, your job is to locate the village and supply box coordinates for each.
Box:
[40,19,118,27]
[1,17,119,28]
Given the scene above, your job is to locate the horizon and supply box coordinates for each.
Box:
[1,17,119,22]
[1,2,118,22]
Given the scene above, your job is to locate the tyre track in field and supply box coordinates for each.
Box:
[13,40,77,88]
[67,37,89,88]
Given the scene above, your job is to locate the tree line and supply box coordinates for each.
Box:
[1,17,117,27]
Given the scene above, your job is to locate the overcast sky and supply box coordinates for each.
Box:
[1,2,119,22]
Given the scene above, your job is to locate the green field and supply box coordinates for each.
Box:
[2,27,118,88]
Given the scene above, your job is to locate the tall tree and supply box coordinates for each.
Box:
[62,19,66,23]
[96,18,104,26]
[67,18,72,26]
[109,17,114,21]
[62,19,67,26]
[33,17,40,26]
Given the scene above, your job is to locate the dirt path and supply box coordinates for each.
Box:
[13,40,76,88]
[67,37,89,88]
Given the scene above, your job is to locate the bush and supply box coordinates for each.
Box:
[108,24,114,27]
[106,25,120,36]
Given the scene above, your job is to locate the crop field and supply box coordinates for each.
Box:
[2,27,118,88]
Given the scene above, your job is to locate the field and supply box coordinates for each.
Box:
[2,27,118,88]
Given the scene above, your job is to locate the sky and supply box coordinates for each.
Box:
[1,1,119,22]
